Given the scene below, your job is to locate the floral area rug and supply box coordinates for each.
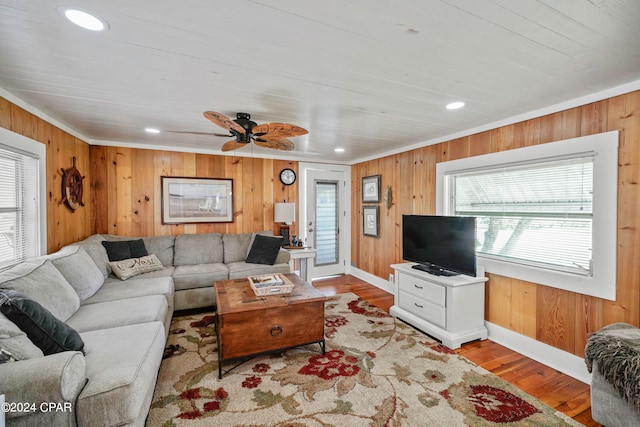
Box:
[147,293,581,426]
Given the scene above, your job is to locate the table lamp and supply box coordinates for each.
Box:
[274,202,295,246]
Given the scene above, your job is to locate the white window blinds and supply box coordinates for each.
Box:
[451,155,594,276]
[0,144,40,270]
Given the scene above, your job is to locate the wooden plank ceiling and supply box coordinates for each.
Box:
[0,0,639,163]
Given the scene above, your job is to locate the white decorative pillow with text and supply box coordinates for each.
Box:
[109,254,164,280]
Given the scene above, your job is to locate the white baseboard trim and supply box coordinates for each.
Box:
[348,269,591,384]
[349,267,394,295]
[485,321,591,384]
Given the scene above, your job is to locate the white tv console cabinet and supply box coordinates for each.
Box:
[389,263,488,349]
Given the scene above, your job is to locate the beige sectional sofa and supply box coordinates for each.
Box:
[0,231,290,426]
[85,231,290,310]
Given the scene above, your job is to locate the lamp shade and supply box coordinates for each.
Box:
[274,202,295,225]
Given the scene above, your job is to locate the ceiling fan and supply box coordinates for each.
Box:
[203,111,308,152]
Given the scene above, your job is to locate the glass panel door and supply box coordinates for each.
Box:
[314,180,338,266]
[304,168,346,278]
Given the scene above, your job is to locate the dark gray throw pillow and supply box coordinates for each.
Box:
[128,239,149,258]
[102,239,148,261]
[0,290,84,355]
[246,234,284,265]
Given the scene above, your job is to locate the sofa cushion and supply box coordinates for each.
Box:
[51,246,104,302]
[102,239,148,261]
[173,263,228,291]
[83,276,174,314]
[227,261,291,279]
[67,295,168,333]
[173,233,223,266]
[109,254,164,280]
[77,322,165,427]
[104,266,174,284]
[0,259,80,321]
[223,232,253,263]
[0,310,43,360]
[143,235,175,267]
[246,234,284,265]
[0,290,84,355]
[76,234,111,279]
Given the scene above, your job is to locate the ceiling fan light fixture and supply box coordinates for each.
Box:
[204,111,306,152]
[446,101,465,110]
[144,127,161,134]
[61,8,109,31]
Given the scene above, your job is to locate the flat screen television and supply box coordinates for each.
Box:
[402,214,477,277]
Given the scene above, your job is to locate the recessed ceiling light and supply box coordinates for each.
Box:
[334,148,345,153]
[145,128,161,134]
[61,8,109,31]
[446,101,465,110]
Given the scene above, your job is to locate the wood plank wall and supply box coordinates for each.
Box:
[90,145,299,238]
[351,90,640,358]
[0,97,299,253]
[0,97,93,253]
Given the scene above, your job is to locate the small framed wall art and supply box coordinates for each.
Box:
[362,174,381,203]
[363,205,379,237]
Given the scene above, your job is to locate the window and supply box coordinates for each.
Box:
[0,128,46,270]
[454,155,593,276]
[436,131,618,300]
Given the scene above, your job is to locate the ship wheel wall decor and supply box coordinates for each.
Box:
[60,157,85,211]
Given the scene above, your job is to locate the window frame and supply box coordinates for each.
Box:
[0,128,47,269]
[436,131,618,301]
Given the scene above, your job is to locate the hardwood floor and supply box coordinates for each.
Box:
[312,274,599,427]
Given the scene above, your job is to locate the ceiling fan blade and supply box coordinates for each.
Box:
[252,123,308,138]
[254,137,295,151]
[166,131,223,136]
[221,140,248,152]
[203,111,246,134]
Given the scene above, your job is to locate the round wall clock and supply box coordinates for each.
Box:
[279,168,296,185]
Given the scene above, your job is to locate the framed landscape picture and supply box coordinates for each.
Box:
[161,176,233,224]
[362,174,381,203]
[363,205,379,237]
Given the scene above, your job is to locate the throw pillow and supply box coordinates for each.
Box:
[128,239,149,258]
[0,290,84,355]
[109,254,164,280]
[101,240,130,261]
[102,239,149,261]
[0,348,17,363]
[0,310,44,360]
[246,234,284,265]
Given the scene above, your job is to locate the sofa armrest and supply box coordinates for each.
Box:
[0,351,86,419]
[275,249,291,264]
[585,322,640,411]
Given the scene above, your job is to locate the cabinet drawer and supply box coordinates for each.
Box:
[398,291,446,328]
[218,301,324,359]
[399,273,446,307]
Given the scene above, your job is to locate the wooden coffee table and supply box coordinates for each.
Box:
[214,274,326,378]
